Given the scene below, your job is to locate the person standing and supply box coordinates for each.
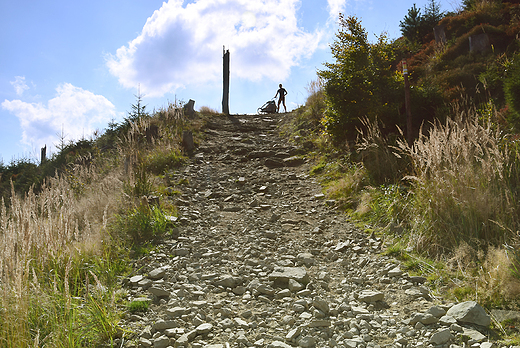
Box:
[275,84,287,113]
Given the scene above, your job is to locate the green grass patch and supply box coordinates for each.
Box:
[127,299,150,314]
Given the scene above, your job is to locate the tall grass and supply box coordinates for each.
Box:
[0,99,194,346]
[0,155,126,346]
[396,114,520,254]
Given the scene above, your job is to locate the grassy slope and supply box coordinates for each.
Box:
[0,103,214,347]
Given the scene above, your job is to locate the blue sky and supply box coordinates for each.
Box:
[1,0,456,163]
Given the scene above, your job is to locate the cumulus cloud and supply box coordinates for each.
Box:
[2,83,117,150]
[10,76,29,96]
[327,0,347,19]
[106,0,323,97]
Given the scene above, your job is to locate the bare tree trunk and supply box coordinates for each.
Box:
[222,47,230,115]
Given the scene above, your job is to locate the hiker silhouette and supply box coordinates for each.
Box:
[274,84,287,113]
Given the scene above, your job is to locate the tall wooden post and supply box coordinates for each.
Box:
[222,46,230,115]
[403,59,413,145]
[40,145,47,165]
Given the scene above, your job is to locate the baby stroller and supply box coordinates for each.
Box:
[257,98,277,114]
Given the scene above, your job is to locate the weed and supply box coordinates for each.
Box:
[114,202,173,244]
[382,243,410,261]
[453,286,475,301]
[177,177,189,186]
[395,114,520,254]
[127,299,150,313]
[143,147,185,175]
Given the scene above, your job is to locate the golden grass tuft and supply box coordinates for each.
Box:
[198,106,220,115]
[481,246,520,301]
[396,114,520,254]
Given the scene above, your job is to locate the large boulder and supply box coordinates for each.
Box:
[446,301,491,327]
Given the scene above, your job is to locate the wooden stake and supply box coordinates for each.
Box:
[403,59,413,145]
[222,46,230,115]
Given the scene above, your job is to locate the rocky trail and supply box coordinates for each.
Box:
[117,113,508,348]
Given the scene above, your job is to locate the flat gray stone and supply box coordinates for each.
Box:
[358,290,384,303]
[214,274,239,288]
[148,267,166,280]
[312,297,329,314]
[298,336,317,348]
[427,305,447,318]
[286,326,302,341]
[139,338,152,347]
[288,278,304,292]
[387,266,403,277]
[269,267,309,285]
[153,320,176,331]
[148,286,170,298]
[129,275,144,284]
[166,306,186,318]
[439,315,458,326]
[195,323,213,334]
[462,327,486,342]
[153,335,170,348]
[267,341,293,348]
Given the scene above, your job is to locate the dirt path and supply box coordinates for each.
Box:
[117,113,499,348]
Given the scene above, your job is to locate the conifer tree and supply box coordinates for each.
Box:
[400,0,444,44]
[400,4,423,44]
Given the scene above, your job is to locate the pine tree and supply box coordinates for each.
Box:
[423,0,444,28]
[400,4,423,44]
[126,87,149,124]
[400,0,444,44]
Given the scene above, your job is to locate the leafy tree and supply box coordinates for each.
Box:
[318,15,403,144]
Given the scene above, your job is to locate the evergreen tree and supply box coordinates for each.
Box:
[400,4,423,44]
[400,0,444,44]
[126,89,149,123]
[318,15,402,143]
[423,0,444,28]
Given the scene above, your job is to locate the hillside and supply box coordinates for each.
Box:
[0,1,520,346]
[405,0,520,131]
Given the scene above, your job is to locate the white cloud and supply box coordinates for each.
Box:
[2,83,117,150]
[106,0,323,97]
[10,76,29,96]
[327,0,347,21]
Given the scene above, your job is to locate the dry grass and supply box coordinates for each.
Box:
[356,117,404,184]
[0,100,193,346]
[395,114,519,254]
[482,247,520,302]
[198,106,220,115]
[0,149,125,346]
[326,165,367,211]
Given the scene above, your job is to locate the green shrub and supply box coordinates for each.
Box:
[115,203,173,244]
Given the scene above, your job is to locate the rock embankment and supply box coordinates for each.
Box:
[117,114,510,348]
